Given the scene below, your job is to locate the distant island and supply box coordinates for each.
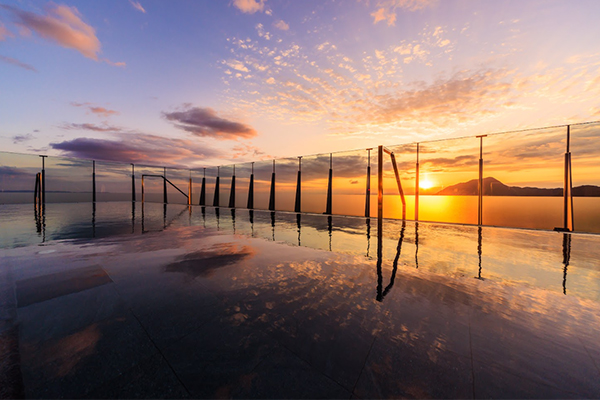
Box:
[436,177,600,196]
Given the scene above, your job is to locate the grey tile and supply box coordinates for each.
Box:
[473,359,582,399]
[20,312,158,399]
[231,346,351,399]
[354,335,473,399]
[17,282,127,346]
[162,316,278,398]
[87,354,190,399]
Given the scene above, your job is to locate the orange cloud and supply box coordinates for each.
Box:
[273,20,289,31]
[0,54,37,71]
[370,0,437,26]
[232,0,266,14]
[129,0,146,13]
[71,102,120,117]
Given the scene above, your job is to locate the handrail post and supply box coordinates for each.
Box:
[326,153,333,215]
[199,168,206,205]
[377,145,383,225]
[415,143,419,221]
[294,157,302,213]
[269,160,276,211]
[40,155,47,204]
[163,167,168,204]
[365,148,371,218]
[476,135,487,226]
[564,125,574,231]
[141,175,145,203]
[131,164,136,202]
[247,162,254,209]
[92,160,96,202]
[229,165,236,208]
[213,166,220,207]
[188,170,192,206]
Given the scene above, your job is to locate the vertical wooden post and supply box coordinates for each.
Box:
[92,160,96,202]
[365,148,371,218]
[40,155,47,204]
[141,175,145,203]
[415,143,420,221]
[131,164,136,202]
[199,168,206,205]
[269,160,276,211]
[377,145,383,233]
[295,157,302,213]
[247,162,254,209]
[229,165,236,208]
[326,153,333,215]
[163,167,168,204]
[476,135,486,225]
[213,166,220,207]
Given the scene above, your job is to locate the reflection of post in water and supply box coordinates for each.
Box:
[141,201,145,233]
[377,220,406,302]
[475,226,484,280]
[376,213,383,300]
[296,213,301,246]
[34,200,46,242]
[270,211,275,241]
[231,208,236,234]
[163,203,167,229]
[201,206,206,228]
[562,233,571,295]
[328,215,332,251]
[215,206,220,230]
[366,218,371,258]
[414,221,419,269]
[131,201,135,234]
[229,165,236,208]
[249,210,254,237]
[326,154,333,215]
[92,202,96,238]
[365,148,372,218]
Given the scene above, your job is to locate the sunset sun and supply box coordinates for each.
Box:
[419,178,435,190]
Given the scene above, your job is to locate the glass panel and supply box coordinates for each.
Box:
[95,161,131,202]
[45,156,92,203]
[301,154,328,214]
[0,151,41,204]
[331,149,369,218]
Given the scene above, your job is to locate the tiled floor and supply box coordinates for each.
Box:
[1,204,600,398]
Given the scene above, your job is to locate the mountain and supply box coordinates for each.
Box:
[436,177,600,196]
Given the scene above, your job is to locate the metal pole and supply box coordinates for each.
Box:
[365,148,371,218]
[92,160,96,202]
[247,162,254,209]
[415,143,420,221]
[378,145,383,229]
[326,153,333,215]
[163,167,168,204]
[188,170,192,206]
[199,168,206,205]
[564,125,573,231]
[141,175,145,203]
[476,135,486,225]
[40,155,47,204]
[131,164,136,202]
[295,156,302,213]
[389,152,406,220]
[229,165,236,208]
[269,160,276,211]
[213,166,220,207]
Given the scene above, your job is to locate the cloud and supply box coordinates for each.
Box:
[60,122,122,132]
[224,59,249,72]
[0,54,37,71]
[273,20,289,31]
[12,133,35,144]
[71,102,120,117]
[129,0,146,13]
[231,143,270,159]
[0,23,13,40]
[232,0,266,14]
[369,0,436,26]
[163,106,257,140]
[50,134,223,167]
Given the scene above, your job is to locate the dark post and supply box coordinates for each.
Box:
[389,152,406,220]
[199,168,206,205]
[476,135,487,225]
[34,172,41,206]
[163,167,168,204]
[377,145,383,233]
[415,143,420,221]
[131,164,136,202]
[188,170,192,206]
[269,160,276,211]
[92,160,96,202]
[229,165,236,208]
[247,162,254,209]
[141,175,145,203]
[326,153,333,215]
[294,156,302,213]
[564,125,574,231]
[40,155,47,204]
[365,148,372,218]
[213,166,220,207]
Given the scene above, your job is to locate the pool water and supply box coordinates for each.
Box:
[1,202,599,398]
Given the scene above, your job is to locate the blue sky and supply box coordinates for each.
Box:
[1,0,600,167]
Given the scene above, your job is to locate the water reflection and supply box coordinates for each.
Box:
[3,202,598,302]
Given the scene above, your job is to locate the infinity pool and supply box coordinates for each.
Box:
[1,202,599,398]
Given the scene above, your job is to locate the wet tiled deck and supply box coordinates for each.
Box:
[1,202,600,398]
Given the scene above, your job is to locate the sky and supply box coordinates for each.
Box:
[1,0,600,169]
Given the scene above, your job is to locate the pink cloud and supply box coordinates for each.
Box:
[71,102,120,117]
[3,3,101,60]
[163,106,257,140]
[232,0,266,14]
[0,55,37,72]
[129,0,146,13]
[0,23,14,40]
